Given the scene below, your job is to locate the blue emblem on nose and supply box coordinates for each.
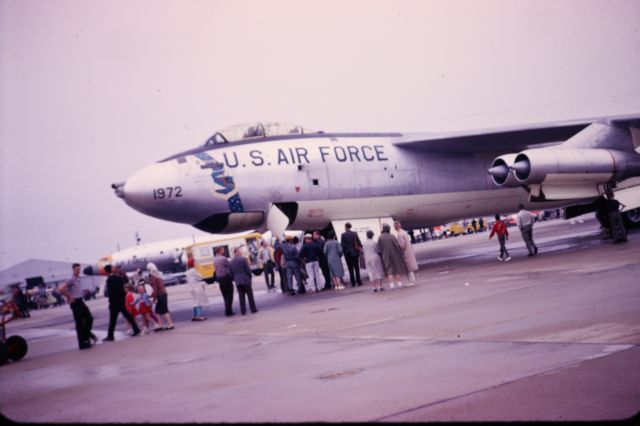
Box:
[195,152,244,212]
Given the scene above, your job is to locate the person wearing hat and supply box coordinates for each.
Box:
[299,233,325,292]
[187,258,209,321]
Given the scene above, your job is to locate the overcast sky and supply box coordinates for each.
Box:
[1,0,639,270]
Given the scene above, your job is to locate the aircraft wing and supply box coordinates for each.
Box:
[393,114,640,153]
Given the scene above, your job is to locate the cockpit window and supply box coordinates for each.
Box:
[203,122,314,146]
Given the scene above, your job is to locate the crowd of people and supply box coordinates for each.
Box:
[50,220,423,351]
[54,243,269,350]
[8,283,70,315]
[54,207,618,351]
[54,261,181,350]
[260,220,419,295]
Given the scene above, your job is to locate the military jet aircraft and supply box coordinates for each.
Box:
[112,117,640,237]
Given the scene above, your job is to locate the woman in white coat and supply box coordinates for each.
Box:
[363,230,385,292]
[187,259,209,321]
[394,220,418,285]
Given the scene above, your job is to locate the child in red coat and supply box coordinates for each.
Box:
[489,214,511,262]
[124,284,140,335]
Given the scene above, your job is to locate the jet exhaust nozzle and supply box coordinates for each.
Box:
[488,154,520,187]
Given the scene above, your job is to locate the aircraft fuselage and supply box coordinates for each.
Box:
[119,132,557,234]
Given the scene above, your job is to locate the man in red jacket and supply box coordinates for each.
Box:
[489,214,511,262]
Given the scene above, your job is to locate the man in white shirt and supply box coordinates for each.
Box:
[517,204,538,256]
[257,241,276,291]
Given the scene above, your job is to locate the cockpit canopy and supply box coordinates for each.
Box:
[203,122,315,146]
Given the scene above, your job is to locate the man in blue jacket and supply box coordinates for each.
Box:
[281,238,304,295]
[300,234,325,292]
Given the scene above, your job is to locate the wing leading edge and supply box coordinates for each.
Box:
[393,114,640,154]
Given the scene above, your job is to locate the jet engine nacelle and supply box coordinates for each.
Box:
[487,154,520,187]
[510,148,640,185]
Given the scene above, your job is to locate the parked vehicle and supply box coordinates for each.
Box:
[0,301,28,365]
[186,232,263,283]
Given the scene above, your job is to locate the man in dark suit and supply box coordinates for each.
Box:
[229,247,258,315]
[313,231,333,291]
[103,264,141,341]
[340,222,363,287]
[213,246,235,316]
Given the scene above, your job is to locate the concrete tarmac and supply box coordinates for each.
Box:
[1,217,639,422]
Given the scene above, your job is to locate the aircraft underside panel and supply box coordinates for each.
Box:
[331,218,396,241]
[288,188,571,230]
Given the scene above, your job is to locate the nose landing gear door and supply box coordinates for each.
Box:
[266,204,290,239]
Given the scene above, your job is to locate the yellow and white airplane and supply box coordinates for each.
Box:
[83,232,254,277]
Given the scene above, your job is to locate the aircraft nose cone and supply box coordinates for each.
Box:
[113,160,231,225]
[116,162,186,222]
[121,163,164,203]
